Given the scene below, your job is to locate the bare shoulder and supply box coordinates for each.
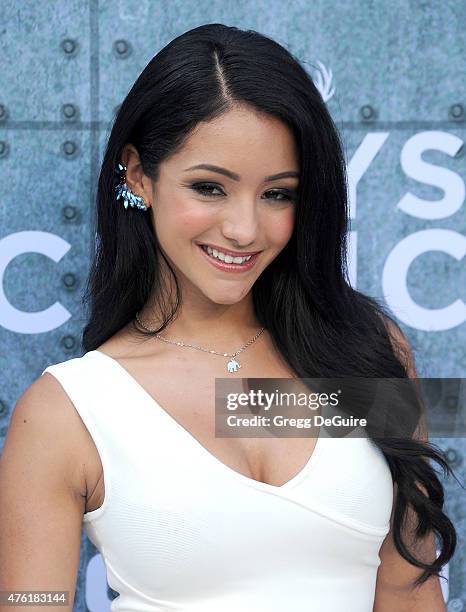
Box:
[5,372,94,500]
[380,313,418,379]
[378,312,431,444]
[0,373,93,601]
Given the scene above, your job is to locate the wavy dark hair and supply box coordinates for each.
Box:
[82,23,460,587]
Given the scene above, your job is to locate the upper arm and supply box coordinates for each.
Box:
[0,373,88,611]
[373,318,446,611]
[373,484,446,611]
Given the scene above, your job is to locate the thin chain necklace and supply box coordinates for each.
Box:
[134,311,265,373]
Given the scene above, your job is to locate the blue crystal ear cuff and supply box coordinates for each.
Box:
[114,163,148,211]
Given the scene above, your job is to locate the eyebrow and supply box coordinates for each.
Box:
[183,164,299,183]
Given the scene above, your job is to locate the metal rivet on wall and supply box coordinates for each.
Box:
[61,38,78,56]
[62,141,78,158]
[0,104,8,121]
[0,400,7,416]
[62,205,78,221]
[360,105,377,122]
[62,104,78,121]
[445,394,459,411]
[62,273,77,289]
[447,598,464,612]
[0,141,10,158]
[61,335,77,351]
[113,39,132,59]
[449,103,464,121]
[445,448,461,467]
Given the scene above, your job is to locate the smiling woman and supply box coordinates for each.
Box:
[0,22,458,612]
[123,104,300,307]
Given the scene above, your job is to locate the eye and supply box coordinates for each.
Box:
[190,182,225,197]
[262,189,296,203]
[189,182,297,203]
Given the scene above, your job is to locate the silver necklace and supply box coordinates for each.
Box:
[134,311,265,373]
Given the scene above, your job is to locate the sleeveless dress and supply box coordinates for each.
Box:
[41,350,394,612]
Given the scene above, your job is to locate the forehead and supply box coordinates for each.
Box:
[164,105,299,178]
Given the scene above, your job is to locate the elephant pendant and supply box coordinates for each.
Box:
[227,358,241,373]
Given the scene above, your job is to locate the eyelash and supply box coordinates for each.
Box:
[190,182,297,203]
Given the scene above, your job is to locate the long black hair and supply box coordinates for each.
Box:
[82,23,460,587]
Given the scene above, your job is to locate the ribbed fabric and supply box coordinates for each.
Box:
[41,350,393,612]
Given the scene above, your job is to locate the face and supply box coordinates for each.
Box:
[127,105,299,306]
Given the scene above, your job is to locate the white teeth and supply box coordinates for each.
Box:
[202,245,252,264]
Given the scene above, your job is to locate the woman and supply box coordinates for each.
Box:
[0,23,458,611]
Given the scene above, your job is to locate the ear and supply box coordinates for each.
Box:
[120,143,153,209]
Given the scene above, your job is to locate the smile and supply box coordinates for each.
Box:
[197,244,261,272]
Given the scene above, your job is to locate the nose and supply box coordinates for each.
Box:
[221,199,259,248]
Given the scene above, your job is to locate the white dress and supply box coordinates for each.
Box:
[41,350,394,611]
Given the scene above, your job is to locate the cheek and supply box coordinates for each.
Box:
[177,209,213,235]
[159,197,214,238]
[267,208,295,246]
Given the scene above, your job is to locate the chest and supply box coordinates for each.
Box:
[122,348,319,484]
[85,342,319,511]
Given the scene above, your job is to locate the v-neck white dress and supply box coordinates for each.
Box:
[41,350,394,611]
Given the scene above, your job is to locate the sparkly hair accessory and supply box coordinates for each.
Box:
[114,163,147,211]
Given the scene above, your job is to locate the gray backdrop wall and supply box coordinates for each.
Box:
[0,1,465,610]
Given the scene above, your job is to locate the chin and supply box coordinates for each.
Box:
[208,295,243,305]
[204,288,249,305]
